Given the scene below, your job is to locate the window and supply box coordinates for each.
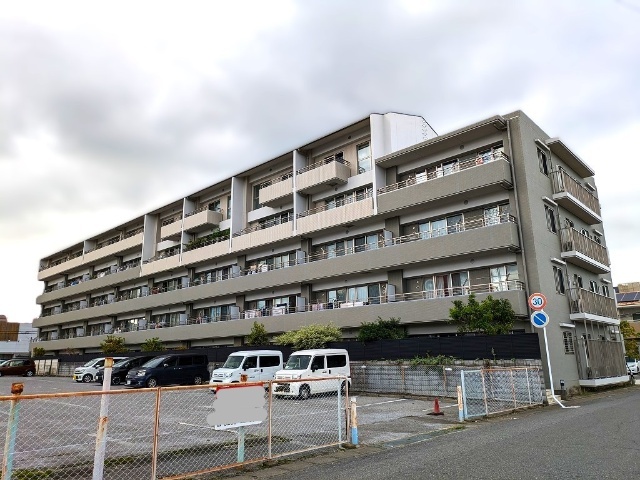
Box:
[490,264,519,291]
[178,356,193,366]
[310,356,325,370]
[632,313,640,321]
[227,195,232,219]
[538,148,551,175]
[244,356,257,369]
[553,266,566,294]
[484,204,510,225]
[327,354,347,368]
[545,205,557,233]
[260,356,281,368]
[563,332,575,354]
[601,285,610,297]
[253,185,262,210]
[357,142,371,173]
[589,280,598,293]
[209,199,221,212]
[573,274,583,289]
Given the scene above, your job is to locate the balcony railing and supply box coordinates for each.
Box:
[161,215,182,227]
[183,232,230,252]
[297,190,373,219]
[233,213,294,237]
[296,158,351,175]
[551,170,601,217]
[568,288,617,319]
[39,251,83,272]
[124,227,144,239]
[378,151,509,195]
[560,228,609,267]
[143,247,181,264]
[184,204,222,218]
[258,172,294,189]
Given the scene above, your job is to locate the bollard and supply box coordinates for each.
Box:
[93,357,113,480]
[2,383,24,479]
[350,397,358,446]
[560,379,568,401]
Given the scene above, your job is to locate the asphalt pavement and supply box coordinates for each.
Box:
[223,384,640,480]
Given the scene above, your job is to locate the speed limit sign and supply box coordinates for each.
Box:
[528,293,547,311]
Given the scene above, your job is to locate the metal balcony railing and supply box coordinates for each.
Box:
[568,288,617,319]
[378,151,509,195]
[296,157,351,175]
[560,228,609,266]
[233,212,294,237]
[296,189,373,219]
[258,171,294,189]
[161,214,182,227]
[551,170,601,216]
[184,204,222,218]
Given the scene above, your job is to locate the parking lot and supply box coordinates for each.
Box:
[0,376,458,478]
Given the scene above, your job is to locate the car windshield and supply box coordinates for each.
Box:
[142,356,169,368]
[113,358,130,368]
[222,356,244,369]
[284,355,311,370]
[83,359,99,367]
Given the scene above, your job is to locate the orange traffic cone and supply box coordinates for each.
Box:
[428,397,444,416]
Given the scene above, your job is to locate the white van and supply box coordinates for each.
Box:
[73,356,127,383]
[273,348,351,399]
[209,350,283,388]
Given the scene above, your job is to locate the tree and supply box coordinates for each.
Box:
[449,294,515,335]
[99,335,128,354]
[141,337,165,352]
[274,323,342,350]
[357,317,406,342]
[31,347,46,357]
[246,321,269,346]
[620,320,639,357]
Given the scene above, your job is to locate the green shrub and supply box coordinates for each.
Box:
[357,317,406,342]
[275,323,342,350]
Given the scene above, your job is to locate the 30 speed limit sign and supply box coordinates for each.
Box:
[528,293,547,311]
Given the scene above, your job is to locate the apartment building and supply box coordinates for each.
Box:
[33,111,623,389]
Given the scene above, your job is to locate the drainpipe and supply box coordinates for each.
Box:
[506,119,531,300]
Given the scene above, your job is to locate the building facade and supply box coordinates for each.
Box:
[33,111,623,389]
[0,315,33,359]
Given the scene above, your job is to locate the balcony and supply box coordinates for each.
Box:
[568,288,618,322]
[183,207,223,233]
[296,158,351,194]
[231,216,293,252]
[377,152,512,215]
[296,191,374,235]
[551,170,601,224]
[259,173,294,207]
[182,235,231,265]
[160,215,183,239]
[38,252,84,281]
[559,228,610,274]
[83,231,143,263]
[140,248,181,276]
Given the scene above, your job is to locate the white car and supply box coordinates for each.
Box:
[626,357,639,375]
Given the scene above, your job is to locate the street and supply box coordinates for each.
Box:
[239,385,640,480]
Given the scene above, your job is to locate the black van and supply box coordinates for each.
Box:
[95,355,156,385]
[125,354,210,388]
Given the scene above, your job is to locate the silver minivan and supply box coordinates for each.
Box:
[209,350,283,388]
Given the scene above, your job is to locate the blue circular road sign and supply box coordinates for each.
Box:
[530,310,550,329]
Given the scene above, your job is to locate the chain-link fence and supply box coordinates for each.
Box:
[0,378,348,480]
[459,367,545,420]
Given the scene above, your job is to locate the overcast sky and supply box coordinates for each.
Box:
[1,0,639,323]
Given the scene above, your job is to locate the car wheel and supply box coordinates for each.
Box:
[82,374,93,383]
[26,370,35,377]
[298,384,311,400]
[146,378,158,388]
[194,375,204,385]
[111,376,121,385]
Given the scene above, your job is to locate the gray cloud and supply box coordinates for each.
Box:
[0,0,639,321]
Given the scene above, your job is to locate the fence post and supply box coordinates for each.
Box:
[480,369,489,416]
[525,368,532,404]
[267,381,273,459]
[460,371,468,421]
[511,370,517,408]
[2,383,24,480]
[92,357,113,480]
[337,377,343,444]
[150,386,162,480]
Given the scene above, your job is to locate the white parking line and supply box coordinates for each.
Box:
[357,399,408,408]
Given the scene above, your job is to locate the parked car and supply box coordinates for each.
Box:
[95,356,156,385]
[73,357,127,383]
[0,358,36,377]
[209,350,283,390]
[626,357,639,375]
[273,349,351,399]
[125,353,210,388]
